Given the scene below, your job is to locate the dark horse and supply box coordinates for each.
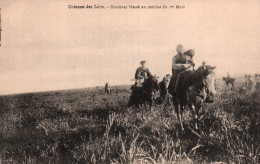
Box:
[169,65,216,130]
[223,77,235,89]
[127,75,160,107]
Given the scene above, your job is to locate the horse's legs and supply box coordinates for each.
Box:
[232,83,234,90]
[175,103,184,131]
[149,96,153,107]
[189,105,198,130]
[225,82,228,90]
[148,101,152,110]
[180,105,184,130]
[128,94,137,107]
[195,105,202,130]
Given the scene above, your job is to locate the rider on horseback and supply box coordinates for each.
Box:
[128,61,159,107]
[227,72,230,78]
[169,44,214,103]
[174,49,196,92]
[169,44,194,95]
[131,60,152,90]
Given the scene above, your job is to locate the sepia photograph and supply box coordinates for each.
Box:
[0,0,259,163]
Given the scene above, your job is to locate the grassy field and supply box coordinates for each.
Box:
[0,79,259,163]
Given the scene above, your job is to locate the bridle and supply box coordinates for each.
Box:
[194,66,208,88]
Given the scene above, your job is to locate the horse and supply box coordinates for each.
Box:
[127,75,160,108]
[169,65,216,131]
[223,77,235,90]
[105,83,112,95]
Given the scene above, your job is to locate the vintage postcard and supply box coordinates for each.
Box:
[0,0,259,163]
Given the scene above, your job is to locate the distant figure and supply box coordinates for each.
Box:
[241,74,254,93]
[254,74,259,83]
[159,74,171,102]
[105,82,112,95]
[241,75,249,90]
[246,75,255,94]
[223,73,235,90]
[247,75,252,84]
[244,75,248,86]
[227,72,230,79]
[240,75,248,93]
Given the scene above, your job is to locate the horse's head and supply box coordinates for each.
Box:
[198,64,217,96]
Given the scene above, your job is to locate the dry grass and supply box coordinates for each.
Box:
[0,81,259,163]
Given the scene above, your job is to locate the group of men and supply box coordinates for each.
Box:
[132,44,196,96]
[243,74,259,91]
[245,74,259,83]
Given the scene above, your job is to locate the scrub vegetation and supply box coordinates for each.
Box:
[0,79,259,163]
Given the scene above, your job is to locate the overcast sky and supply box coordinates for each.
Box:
[0,0,259,95]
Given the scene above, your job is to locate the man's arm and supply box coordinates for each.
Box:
[172,56,178,69]
[172,56,177,64]
[172,56,184,70]
[135,68,143,79]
